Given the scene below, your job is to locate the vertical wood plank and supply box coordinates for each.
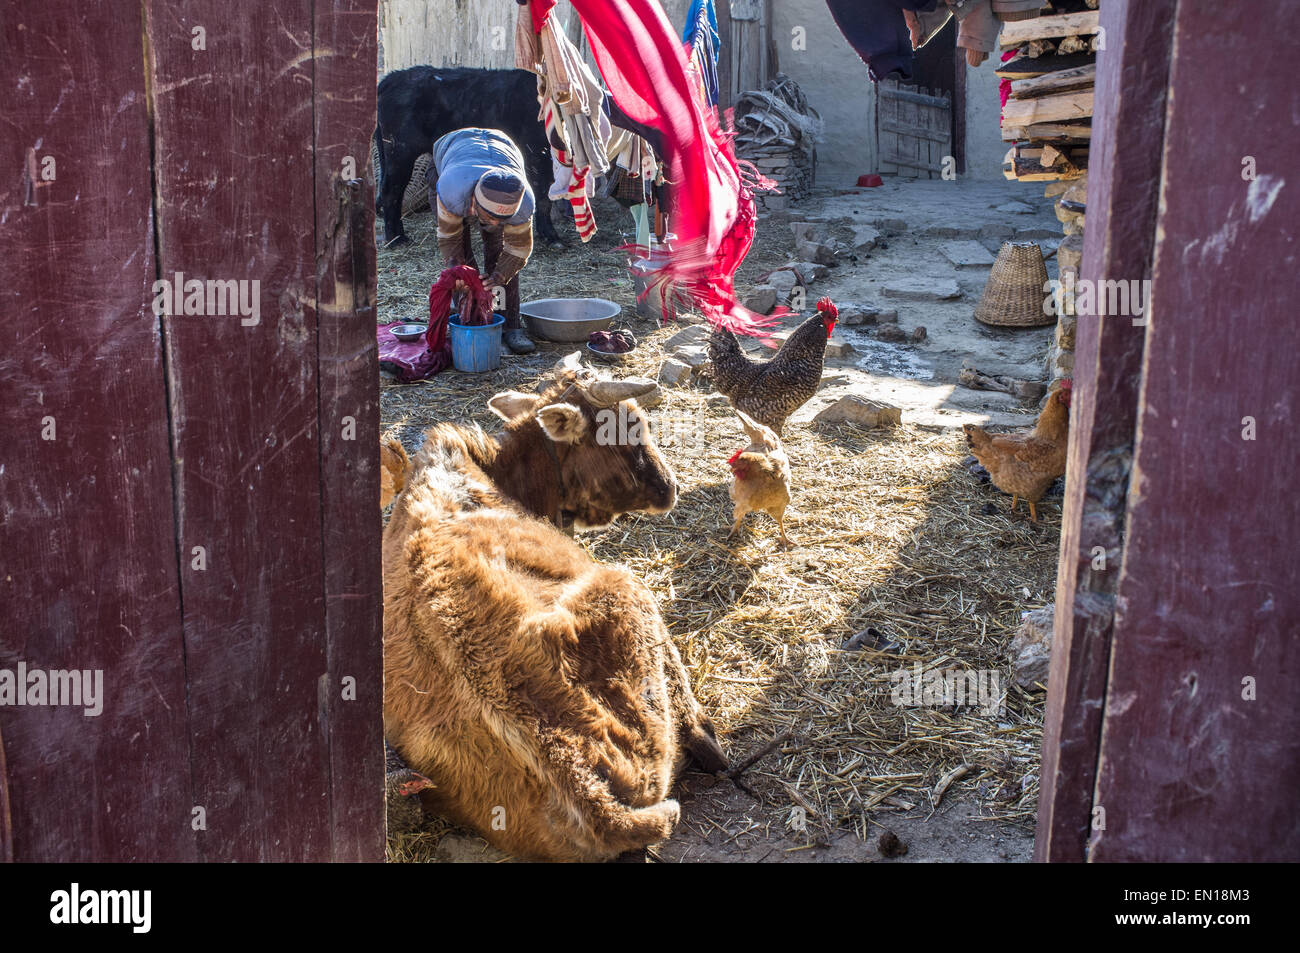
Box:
[1035,0,1178,862]
[144,0,331,861]
[0,2,195,861]
[1088,0,1300,862]
[311,0,384,863]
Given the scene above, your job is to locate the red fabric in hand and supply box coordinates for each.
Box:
[428,265,492,341]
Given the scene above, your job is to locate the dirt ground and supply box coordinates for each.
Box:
[379,176,1060,863]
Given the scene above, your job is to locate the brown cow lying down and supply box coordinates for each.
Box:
[382,369,726,861]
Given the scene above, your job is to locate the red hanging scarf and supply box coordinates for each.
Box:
[531,0,771,334]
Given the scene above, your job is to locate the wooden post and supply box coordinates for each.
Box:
[1039,0,1300,862]
[1036,0,1177,865]
[716,0,733,111]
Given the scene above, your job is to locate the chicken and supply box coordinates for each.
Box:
[385,740,432,835]
[727,409,793,547]
[962,380,1072,522]
[708,297,837,434]
[380,435,410,508]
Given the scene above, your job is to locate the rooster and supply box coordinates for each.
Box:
[728,410,793,547]
[708,297,838,434]
[962,380,1071,522]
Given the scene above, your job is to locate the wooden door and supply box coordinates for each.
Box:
[1,0,383,862]
[728,0,766,97]
[877,79,953,178]
[1038,0,1300,862]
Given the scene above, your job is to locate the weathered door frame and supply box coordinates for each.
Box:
[1,0,383,862]
[1038,0,1299,862]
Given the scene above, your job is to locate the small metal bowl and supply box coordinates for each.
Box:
[390,323,428,342]
[586,341,634,363]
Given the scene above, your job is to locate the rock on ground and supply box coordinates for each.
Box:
[883,277,961,301]
[939,240,997,268]
[743,285,778,314]
[1010,605,1054,689]
[659,358,694,386]
[813,395,902,429]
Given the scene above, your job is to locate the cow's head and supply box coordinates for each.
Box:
[487,354,677,529]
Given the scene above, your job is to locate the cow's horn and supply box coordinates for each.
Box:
[553,351,584,379]
[585,379,658,407]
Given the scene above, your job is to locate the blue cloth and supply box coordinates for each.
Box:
[430,128,535,225]
[682,0,720,107]
[825,0,939,83]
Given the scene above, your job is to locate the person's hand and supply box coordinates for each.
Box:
[485,271,505,289]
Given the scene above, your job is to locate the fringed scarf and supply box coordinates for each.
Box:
[529,0,772,334]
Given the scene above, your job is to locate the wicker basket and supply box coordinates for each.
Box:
[974,241,1053,327]
[402,153,433,215]
[370,139,434,216]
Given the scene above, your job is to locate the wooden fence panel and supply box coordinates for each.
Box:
[878,80,951,178]
[1088,0,1300,861]
[1035,0,1177,863]
[311,0,385,863]
[0,3,196,861]
[144,0,333,862]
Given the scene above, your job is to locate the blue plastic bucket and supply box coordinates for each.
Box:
[448,313,506,372]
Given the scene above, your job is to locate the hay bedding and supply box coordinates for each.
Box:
[380,201,1056,862]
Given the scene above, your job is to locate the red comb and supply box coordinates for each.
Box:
[727,448,744,465]
[816,297,838,319]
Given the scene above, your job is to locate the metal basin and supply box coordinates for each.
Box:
[520,298,621,343]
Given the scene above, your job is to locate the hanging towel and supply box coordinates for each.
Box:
[526,0,771,333]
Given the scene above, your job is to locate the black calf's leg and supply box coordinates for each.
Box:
[379,141,423,246]
[533,194,565,248]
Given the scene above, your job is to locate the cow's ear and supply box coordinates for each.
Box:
[537,403,587,443]
[488,390,540,421]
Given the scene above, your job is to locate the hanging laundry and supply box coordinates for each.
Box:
[517,5,613,241]
[526,0,770,333]
[824,0,941,83]
[682,0,720,109]
[902,1,1003,69]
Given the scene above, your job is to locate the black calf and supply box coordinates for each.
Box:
[374,66,562,247]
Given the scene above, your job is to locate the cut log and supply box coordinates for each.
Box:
[1000,10,1101,46]
[1013,143,1079,181]
[1002,90,1094,126]
[996,51,1097,78]
[1001,121,1093,143]
[1011,64,1097,99]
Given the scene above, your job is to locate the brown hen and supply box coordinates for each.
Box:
[728,410,793,546]
[962,380,1072,522]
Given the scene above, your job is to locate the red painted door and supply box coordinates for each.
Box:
[1,0,382,862]
[1038,0,1300,862]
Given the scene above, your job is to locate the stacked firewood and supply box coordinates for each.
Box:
[999,5,1098,184]
[733,74,822,212]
